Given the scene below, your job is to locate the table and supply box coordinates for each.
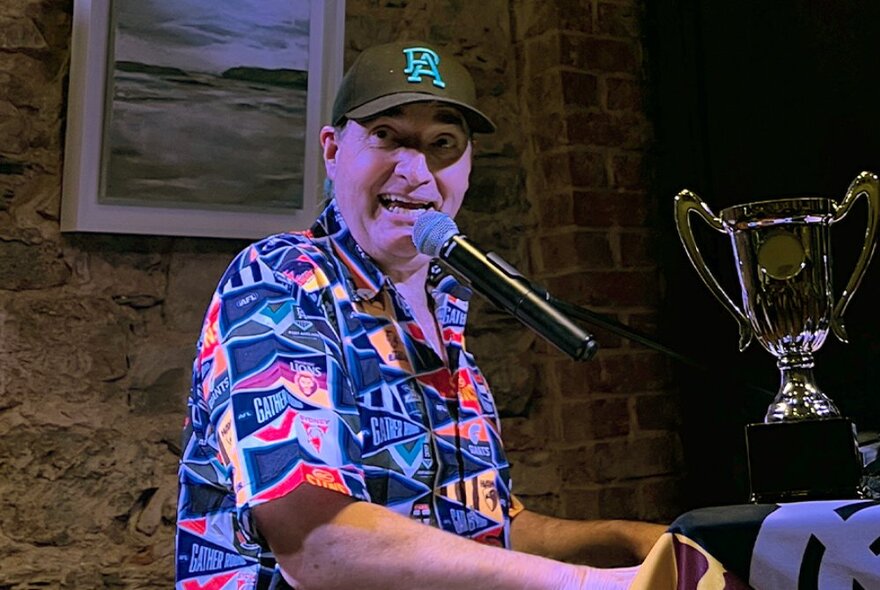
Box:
[629,499,880,589]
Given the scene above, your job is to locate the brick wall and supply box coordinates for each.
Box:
[504,0,683,522]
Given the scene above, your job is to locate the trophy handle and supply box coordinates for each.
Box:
[829,171,880,342]
[674,189,753,351]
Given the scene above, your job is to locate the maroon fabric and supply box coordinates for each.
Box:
[673,535,709,590]
[672,535,753,589]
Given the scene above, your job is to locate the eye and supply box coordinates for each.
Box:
[428,133,467,164]
[432,134,458,150]
[369,126,397,147]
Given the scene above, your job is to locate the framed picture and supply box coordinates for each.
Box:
[62,0,346,239]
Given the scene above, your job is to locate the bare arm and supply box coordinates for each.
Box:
[511,509,666,568]
[254,485,633,590]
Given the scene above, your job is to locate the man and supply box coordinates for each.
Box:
[176,40,665,590]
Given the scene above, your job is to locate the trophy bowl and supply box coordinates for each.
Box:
[674,171,880,423]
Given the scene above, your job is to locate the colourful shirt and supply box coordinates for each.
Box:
[176,201,522,590]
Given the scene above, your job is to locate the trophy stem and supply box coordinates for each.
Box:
[764,352,841,422]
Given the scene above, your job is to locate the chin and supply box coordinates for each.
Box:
[382,241,430,265]
[386,240,420,259]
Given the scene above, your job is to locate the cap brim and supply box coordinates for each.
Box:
[343,92,496,134]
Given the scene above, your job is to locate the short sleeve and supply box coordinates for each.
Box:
[196,244,370,539]
[509,493,526,520]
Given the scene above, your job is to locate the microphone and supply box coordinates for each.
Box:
[413,210,598,361]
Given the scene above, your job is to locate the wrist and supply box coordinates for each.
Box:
[556,563,587,590]
[617,521,666,561]
[573,564,641,590]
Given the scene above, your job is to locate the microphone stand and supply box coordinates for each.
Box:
[547,295,775,399]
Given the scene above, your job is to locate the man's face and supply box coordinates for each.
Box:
[320,102,472,272]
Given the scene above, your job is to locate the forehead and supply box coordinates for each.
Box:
[356,102,469,131]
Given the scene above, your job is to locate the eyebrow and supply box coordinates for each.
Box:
[364,105,468,131]
[375,106,404,119]
[433,110,467,128]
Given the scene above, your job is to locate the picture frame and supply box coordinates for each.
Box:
[61,0,346,239]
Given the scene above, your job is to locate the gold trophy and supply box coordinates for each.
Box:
[674,171,880,500]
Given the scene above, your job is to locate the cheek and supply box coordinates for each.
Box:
[345,156,394,196]
[437,167,471,215]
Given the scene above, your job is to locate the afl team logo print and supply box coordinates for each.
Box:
[402,47,446,88]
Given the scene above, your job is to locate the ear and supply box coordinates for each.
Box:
[320,125,339,180]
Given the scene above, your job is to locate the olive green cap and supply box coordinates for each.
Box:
[331,40,496,134]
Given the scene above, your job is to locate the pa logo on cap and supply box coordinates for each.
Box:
[402,47,446,88]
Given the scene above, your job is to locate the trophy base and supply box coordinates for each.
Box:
[746,417,863,503]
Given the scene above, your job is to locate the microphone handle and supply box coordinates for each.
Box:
[440,236,598,361]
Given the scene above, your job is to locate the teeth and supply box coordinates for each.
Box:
[386,204,428,216]
[379,194,435,215]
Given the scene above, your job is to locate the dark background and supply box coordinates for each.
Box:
[646,0,880,507]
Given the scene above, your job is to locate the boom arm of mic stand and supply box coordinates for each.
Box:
[547,295,775,399]
[549,296,699,369]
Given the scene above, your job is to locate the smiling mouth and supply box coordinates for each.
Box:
[378,194,436,216]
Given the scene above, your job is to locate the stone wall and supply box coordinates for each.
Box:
[0,0,681,586]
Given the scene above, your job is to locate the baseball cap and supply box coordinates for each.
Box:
[331,40,496,134]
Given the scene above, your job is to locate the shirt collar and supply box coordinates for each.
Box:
[310,199,471,302]
[310,199,384,300]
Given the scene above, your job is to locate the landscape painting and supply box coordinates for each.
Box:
[102,0,309,212]
[61,0,344,238]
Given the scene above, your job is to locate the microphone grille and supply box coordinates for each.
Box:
[412,210,459,257]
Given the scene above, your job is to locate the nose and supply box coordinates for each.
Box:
[394,148,432,187]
